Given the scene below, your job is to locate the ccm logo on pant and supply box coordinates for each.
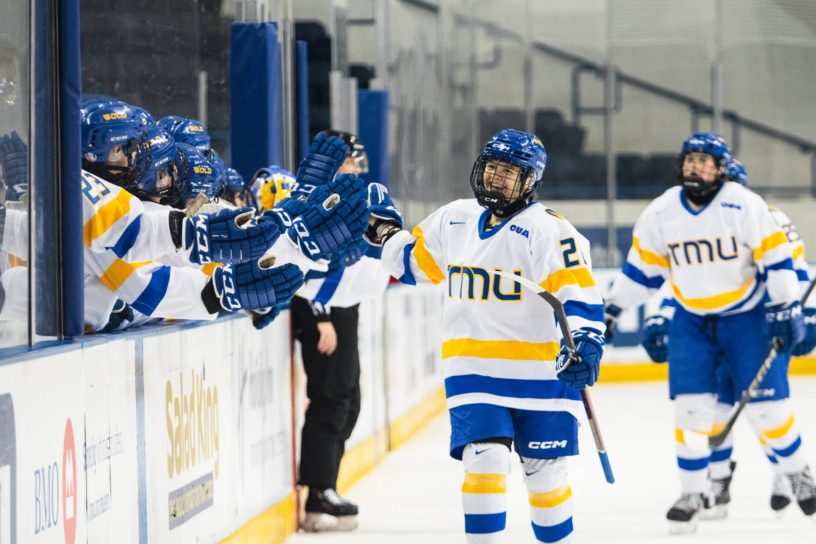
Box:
[528,440,568,449]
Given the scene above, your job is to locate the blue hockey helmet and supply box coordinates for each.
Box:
[131,126,180,205]
[725,158,748,186]
[128,104,156,127]
[174,143,220,206]
[678,132,732,205]
[470,129,547,218]
[158,116,211,153]
[218,167,256,207]
[80,99,151,188]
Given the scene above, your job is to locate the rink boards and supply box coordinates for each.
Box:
[1,275,814,544]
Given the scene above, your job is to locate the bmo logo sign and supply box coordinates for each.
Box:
[33,418,77,544]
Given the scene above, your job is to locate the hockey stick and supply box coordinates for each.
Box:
[708,276,816,448]
[494,270,615,484]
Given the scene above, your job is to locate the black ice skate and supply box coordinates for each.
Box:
[302,488,359,532]
[701,461,736,521]
[666,493,710,534]
[787,466,816,516]
[770,473,793,515]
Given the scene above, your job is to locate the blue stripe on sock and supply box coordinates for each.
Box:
[677,456,709,471]
[766,454,779,464]
[464,512,506,534]
[531,517,573,543]
[710,447,733,462]
[773,436,802,458]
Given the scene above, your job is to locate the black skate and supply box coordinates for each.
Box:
[302,488,359,532]
[770,473,793,515]
[787,466,816,516]
[667,493,710,534]
[701,461,736,521]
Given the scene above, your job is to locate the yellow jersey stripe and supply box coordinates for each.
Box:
[539,267,596,294]
[100,259,152,292]
[462,473,507,494]
[442,338,560,361]
[83,189,133,247]
[411,225,445,285]
[752,230,788,261]
[529,486,572,509]
[671,276,754,311]
[793,244,805,261]
[633,237,670,268]
[763,414,795,440]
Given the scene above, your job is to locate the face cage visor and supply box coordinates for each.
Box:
[470,156,536,217]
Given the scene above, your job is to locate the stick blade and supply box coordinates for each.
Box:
[598,450,615,484]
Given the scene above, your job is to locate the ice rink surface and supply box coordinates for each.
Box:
[290,377,816,543]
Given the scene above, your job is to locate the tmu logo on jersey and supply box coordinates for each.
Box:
[448,266,522,301]
[668,236,738,266]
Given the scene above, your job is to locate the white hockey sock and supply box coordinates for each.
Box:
[746,400,808,475]
[461,442,510,543]
[522,457,573,544]
[674,394,716,494]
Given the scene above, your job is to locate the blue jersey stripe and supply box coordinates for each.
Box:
[773,436,802,458]
[445,375,582,401]
[622,262,664,290]
[400,241,417,285]
[314,267,345,305]
[796,269,810,282]
[131,266,171,316]
[766,257,794,272]
[710,447,733,463]
[111,215,142,258]
[464,512,506,534]
[531,518,573,543]
[677,456,709,471]
[563,301,604,322]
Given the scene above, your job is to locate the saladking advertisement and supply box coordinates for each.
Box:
[232,317,294,514]
[141,324,235,542]
[0,348,86,544]
[81,340,139,543]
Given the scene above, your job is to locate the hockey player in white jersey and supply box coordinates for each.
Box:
[370,129,606,543]
[636,157,816,520]
[605,133,813,533]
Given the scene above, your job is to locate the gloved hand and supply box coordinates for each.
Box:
[102,299,135,332]
[0,131,28,201]
[792,307,816,356]
[365,182,403,246]
[250,305,282,330]
[641,315,670,363]
[338,239,366,267]
[286,185,370,261]
[291,133,349,197]
[209,259,304,312]
[555,328,604,389]
[603,303,622,342]
[766,300,805,352]
[331,173,367,202]
[183,207,280,265]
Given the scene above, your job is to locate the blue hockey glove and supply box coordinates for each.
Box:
[102,299,135,332]
[210,259,304,312]
[365,182,403,246]
[792,307,816,356]
[291,133,349,197]
[556,328,604,389]
[766,300,805,352]
[250,305,282,330]
[338,239,367,267]
[331,174,367,202]
[641,315,670,363]
[184,207,281,265]
[286,185,370,261]
[0,131,28,201]
[603,302,622,342]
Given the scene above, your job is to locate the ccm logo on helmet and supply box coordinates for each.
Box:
[528,440,568,449]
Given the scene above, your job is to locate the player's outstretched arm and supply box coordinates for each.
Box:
[201,258,304,313]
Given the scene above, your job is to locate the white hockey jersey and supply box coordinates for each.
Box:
[607,183,799,316]
[381,199,605,415]
[297,256,390,308]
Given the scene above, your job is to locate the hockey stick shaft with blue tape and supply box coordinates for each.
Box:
[495,270,615,484]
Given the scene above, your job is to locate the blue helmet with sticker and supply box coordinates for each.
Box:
[131,126,180,205]
[470,129,547,218]
[725,158,748,186]
[80,99,151,189]
[174,143,220,206]
[679,132,732,205]
[158,116,211,153]
[128,104,156,127]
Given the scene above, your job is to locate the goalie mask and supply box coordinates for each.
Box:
[470,129,547,218]
[678,132,731,206]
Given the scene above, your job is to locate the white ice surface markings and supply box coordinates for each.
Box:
[289,378,816,543]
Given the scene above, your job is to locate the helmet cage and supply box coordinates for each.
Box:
[470,155,536,218]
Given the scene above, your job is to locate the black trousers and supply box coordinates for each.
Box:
[292,296,362,490]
